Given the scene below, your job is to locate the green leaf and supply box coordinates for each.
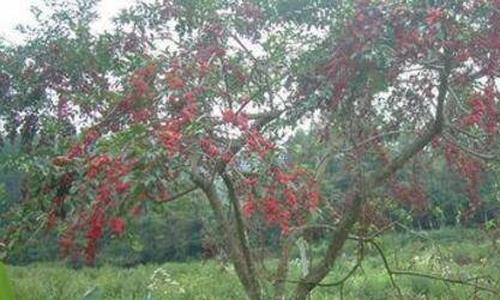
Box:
[0,262,15,300]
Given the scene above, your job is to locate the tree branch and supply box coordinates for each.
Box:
[221,173,262,299]
[292,50,452,299]
[153,185,198,203]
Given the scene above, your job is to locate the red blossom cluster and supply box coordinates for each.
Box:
[160,128,183,155]
[166,71,185,90]
[222,109,249,130]
[463,96,486,126]
[425,8,444,25]
[109,217,126,236]
[158,89,199,156]
[195,45,226,64]
[462,80,498,136]
[274,168,296,185]
[129,64,156,96]
[84,160,133,262]
[200,137,220,158]
[240,167,321,235]
[241,193,255,217]
[51,154,135,263]
[86,206,105,262]
[284,188,297,208]
[246,129,275,158]
[65,129,102,160]
[119,64,158,123]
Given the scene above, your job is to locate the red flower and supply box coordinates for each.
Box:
[130,77,149,95]
[308,190,320,211]
[131,109,150,122]
[274,168,294,185]
[161,129,183,155]
[222,110,237,123]
[247,130,275,158]
[110,217,126,236]
[222,150,234,163]
[68,144,83,159]
[463,97,485,126]
[91,155,111,169]
[201,138,220,157]
[242,194,256,218]
[284,188,298,208]
[84,129,100,148]
[116,181,130,194]
[243,176,258,187]
[184,91,197,103]
[235,113,249,130]
[426,8,443,25]
[97,186,112,204]
[223,110,250,130]
[180,102,198,123]
[166,73,185,90]
[264,196,281,224]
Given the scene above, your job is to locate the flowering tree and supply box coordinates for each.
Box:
[2,0,499,299]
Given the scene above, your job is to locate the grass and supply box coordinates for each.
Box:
[8,260,248,300]
[6,227,500,299]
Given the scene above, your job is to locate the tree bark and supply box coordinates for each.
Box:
[192,173,262,300]
[222,174,262,299]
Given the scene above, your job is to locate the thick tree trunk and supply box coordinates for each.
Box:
[193,174,262,300]
[292,195,362,300]
[222,174,262,300]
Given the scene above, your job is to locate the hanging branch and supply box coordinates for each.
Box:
[369,236,499,295]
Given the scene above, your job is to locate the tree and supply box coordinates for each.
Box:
[2,0,499,299]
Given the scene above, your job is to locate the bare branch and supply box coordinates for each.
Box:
[292,49,453,300]
[153,185,198,203]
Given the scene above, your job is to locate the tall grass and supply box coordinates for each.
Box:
[7,227,500,299]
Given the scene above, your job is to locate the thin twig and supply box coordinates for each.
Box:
[369,239,403,297]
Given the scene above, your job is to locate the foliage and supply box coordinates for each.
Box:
[0,0,498,299]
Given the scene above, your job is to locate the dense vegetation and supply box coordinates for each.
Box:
[1,0,499,299]
[8,228,500,299]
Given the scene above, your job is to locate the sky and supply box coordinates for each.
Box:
[0,0,139,44]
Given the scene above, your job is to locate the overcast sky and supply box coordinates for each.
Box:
[0,0,139,44]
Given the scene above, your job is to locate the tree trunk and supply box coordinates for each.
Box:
[193,174,262,300]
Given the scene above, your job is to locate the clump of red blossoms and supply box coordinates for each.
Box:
[109,217,126,236]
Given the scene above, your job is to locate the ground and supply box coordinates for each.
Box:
[7,227,500,299]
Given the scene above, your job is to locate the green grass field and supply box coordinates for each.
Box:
[6,227,500,299]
